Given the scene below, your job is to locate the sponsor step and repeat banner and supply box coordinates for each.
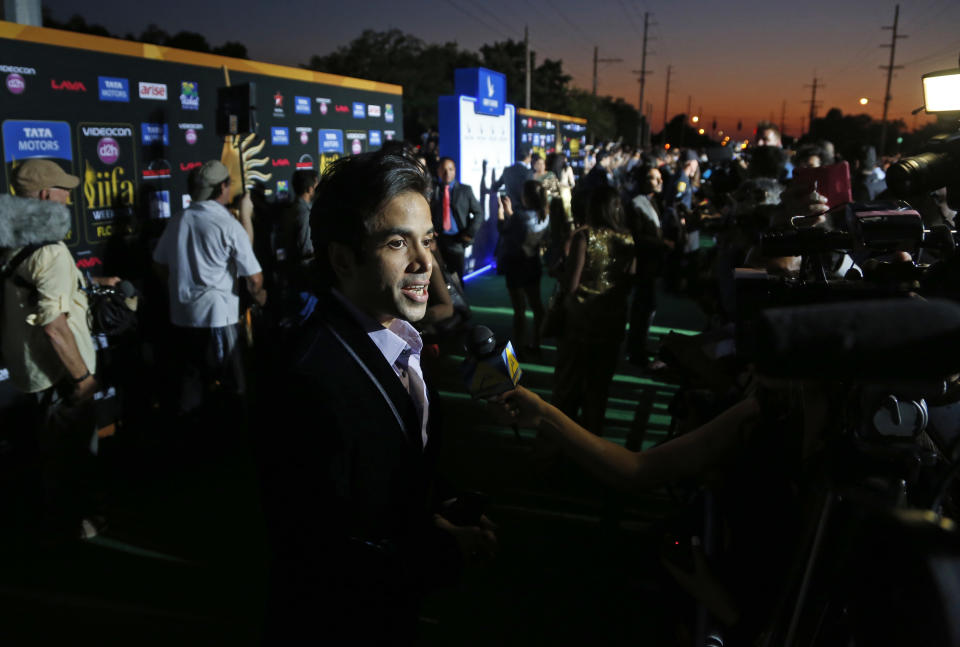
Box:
[0,21,403,417]
[0,21,403,262]
[516,108,588,175]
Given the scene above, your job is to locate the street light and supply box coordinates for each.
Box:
[698,128,705,135]
[691,115,700,123]
[859,97,869,105]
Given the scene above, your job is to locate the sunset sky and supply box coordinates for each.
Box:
[42,0,960,137]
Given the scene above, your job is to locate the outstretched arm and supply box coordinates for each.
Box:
[495,386,760,494]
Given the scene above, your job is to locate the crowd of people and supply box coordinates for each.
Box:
[0,115,957,643]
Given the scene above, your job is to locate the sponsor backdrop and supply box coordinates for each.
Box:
[0,21,403,420]
[0,21,403,265]
[516,107,588,175]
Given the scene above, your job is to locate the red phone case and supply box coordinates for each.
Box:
[794,161,852,208]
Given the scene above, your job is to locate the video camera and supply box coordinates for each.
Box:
[887,67,960,208]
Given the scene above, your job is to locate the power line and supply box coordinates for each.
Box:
[879,3,908,154]
[439,0,516,42]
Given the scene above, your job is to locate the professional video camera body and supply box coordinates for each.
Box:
[653,68,960,644]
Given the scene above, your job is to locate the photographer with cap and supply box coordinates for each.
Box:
[153,160,266,420]
[0,159,119,541]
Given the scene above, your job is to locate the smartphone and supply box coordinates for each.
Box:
[794,161,852,208]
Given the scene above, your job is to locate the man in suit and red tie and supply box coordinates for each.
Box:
[432,157,482,279]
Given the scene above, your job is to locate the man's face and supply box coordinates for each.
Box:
[645,169,663,194]
[341,191,435,327]
[684,160,699,177]
[41,187,71,205]
[757,129,781,148]
[438,160,456,185]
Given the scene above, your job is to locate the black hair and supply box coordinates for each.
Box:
[546,152,565,177]
[437,156,455,169]
[310,149,430,286]
[587,184,626,232]
[522,179,547,223]
[631,164,660,193]
[291,169,319,196]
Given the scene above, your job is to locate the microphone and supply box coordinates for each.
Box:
[461,325,523,399]
[462,325,524,440]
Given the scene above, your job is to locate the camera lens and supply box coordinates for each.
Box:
[887,152,954,197]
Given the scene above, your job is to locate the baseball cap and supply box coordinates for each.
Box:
[189,160,231,201]
[679,149,699,163]
[12,159,80,195]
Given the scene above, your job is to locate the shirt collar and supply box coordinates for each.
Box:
[331,289,423,366]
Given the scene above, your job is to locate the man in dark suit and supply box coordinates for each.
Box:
[431,157,482,278]
[260,149,496,644]
[497,145,533,208]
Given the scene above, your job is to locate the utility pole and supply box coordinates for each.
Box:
[879,4,907,154]
[662,64,672,138]
[593,46,623,96]
[631,12,656,148]
[524,25,531,110]
[803,74,824,134]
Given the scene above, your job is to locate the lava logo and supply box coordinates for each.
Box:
[271,127,289,146]
[180,161,202,172]
[76,257,103,269]
[271,158,290,167]
[295,96,311,115]
[180,81,199,110]
[51,79,86,92]
[6,73,25,94]
[138,82,167,100]
[334,104,349,113]
[352,103,365,119]
[98,77,129,102]
[97,137,120,165]
[367,104,381,118]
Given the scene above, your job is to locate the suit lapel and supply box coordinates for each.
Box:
[320,292,423,448]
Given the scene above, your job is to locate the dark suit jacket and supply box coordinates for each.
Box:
[259,291,459,640]
[499,162,533,208]
[431,181,482,240]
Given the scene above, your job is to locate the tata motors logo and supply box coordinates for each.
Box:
[97,137,120,164]
[141,123,169,146]
[51,79,86,92]
[8,122,70,155]
[180,81,199,110]
[138,82,167,100]
[271,127,289,145]
[352,103,365,119]
[295,96,311,115]
[98,77,129,102]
